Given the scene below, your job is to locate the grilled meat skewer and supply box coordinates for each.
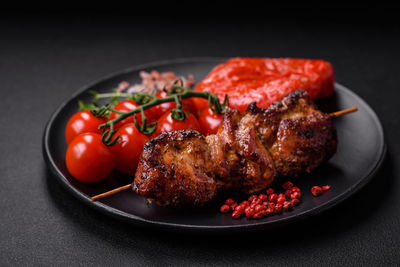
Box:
[133,90,337,207]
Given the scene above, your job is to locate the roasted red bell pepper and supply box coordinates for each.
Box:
[194,58,335,112]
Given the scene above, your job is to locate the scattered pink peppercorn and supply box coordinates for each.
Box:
[274,203,283,213]
[291,191,301,199]
[311,186,323,197]
[283,201,293,211]
[235,205,245,213]
[252,197,262,205]
[225,198,234,205]
[253,212,263,219]
[269,193,278,202]
[254,205,264,213]
[232,210,242,219]
[241,200,250,206]
[220,181,309,219]
[291,198,300,206]
[245,207,255,218]
[321,185,331,191]
[220,204,230,213]
[259,193,268,201]
[276,196,286,204]
[291,187,301,193]
[265,207,274,215]
[230,203,238,210]
[282,181,294,190]
[248,195,258,202]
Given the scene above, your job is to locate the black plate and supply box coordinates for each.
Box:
[43,58,386,232]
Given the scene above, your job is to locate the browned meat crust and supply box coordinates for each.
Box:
[133,90,337,207]
[207,109,276,195]
[132,130,217,207]
[245,90,337,177]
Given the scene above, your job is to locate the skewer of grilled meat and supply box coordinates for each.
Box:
[133,90,337,207]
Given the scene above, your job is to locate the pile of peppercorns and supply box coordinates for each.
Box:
[220,181,331,219]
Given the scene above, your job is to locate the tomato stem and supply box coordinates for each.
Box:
[97,83,228,145]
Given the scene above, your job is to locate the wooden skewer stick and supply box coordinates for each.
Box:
[91,106,358,202]
[91,184,131,202]
[330,107,358,118]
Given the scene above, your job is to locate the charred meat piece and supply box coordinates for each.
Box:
[133,130,217,207]
[206,109,276,195]
[245,90,337,177]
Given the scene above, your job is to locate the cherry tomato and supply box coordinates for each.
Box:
[150,90,198,119]
[66,133,114,183]
[109,100,157,129]
[198,108,224,135]
[65,110,106,144]
[109,123,150,175]
[154,111,201,137]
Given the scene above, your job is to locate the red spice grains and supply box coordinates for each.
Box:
[311,186,323,197]
[282,181,294,190]
[220,204,230,213]
[321,185,331,191]
[221,182,332,219]
[220,181,306,219]
[311,184,331,197]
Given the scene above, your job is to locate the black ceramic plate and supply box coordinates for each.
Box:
[43,58,386,232]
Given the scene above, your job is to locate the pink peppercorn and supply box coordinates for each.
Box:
[291,198,300,206]
[311,186,323,197]
[274,203,283,213]
[276,196,286,204]
[220,204,230,213]
[291,191,301,199]
[259,193,268,201]
[225,198,234,205]
[269,193,278,202]
[282,181,294,190]
[321,185,331,191]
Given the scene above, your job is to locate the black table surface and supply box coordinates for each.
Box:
[1,13,400,266]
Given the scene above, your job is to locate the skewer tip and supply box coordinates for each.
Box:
[330,107,358,118]
[91,184,132,202]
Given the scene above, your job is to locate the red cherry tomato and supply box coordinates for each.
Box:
[150,91,198,119]
[154,111,202,137]
[66,133,114,183]
[65,110,106,144]
[198,108,224,135]
[109,123,150,175]
[109,100,157,129]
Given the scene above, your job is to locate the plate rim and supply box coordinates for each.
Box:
[42,58,387,232]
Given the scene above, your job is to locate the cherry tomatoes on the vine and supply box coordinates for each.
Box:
[198,108,224,135]
[150,90,198,119]
[65,110,106,144]
[109,100,157,129]
[66,133,114,183]
[154,111,202,137]
[109,123,150,175]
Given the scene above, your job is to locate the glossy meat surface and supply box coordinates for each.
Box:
[245,90,337,177]
[206,109,276,195]
[132,130,217,207]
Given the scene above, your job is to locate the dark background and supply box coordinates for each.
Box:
[1,8,400,266]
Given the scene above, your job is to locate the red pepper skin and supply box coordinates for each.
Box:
[194,57,334,112]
